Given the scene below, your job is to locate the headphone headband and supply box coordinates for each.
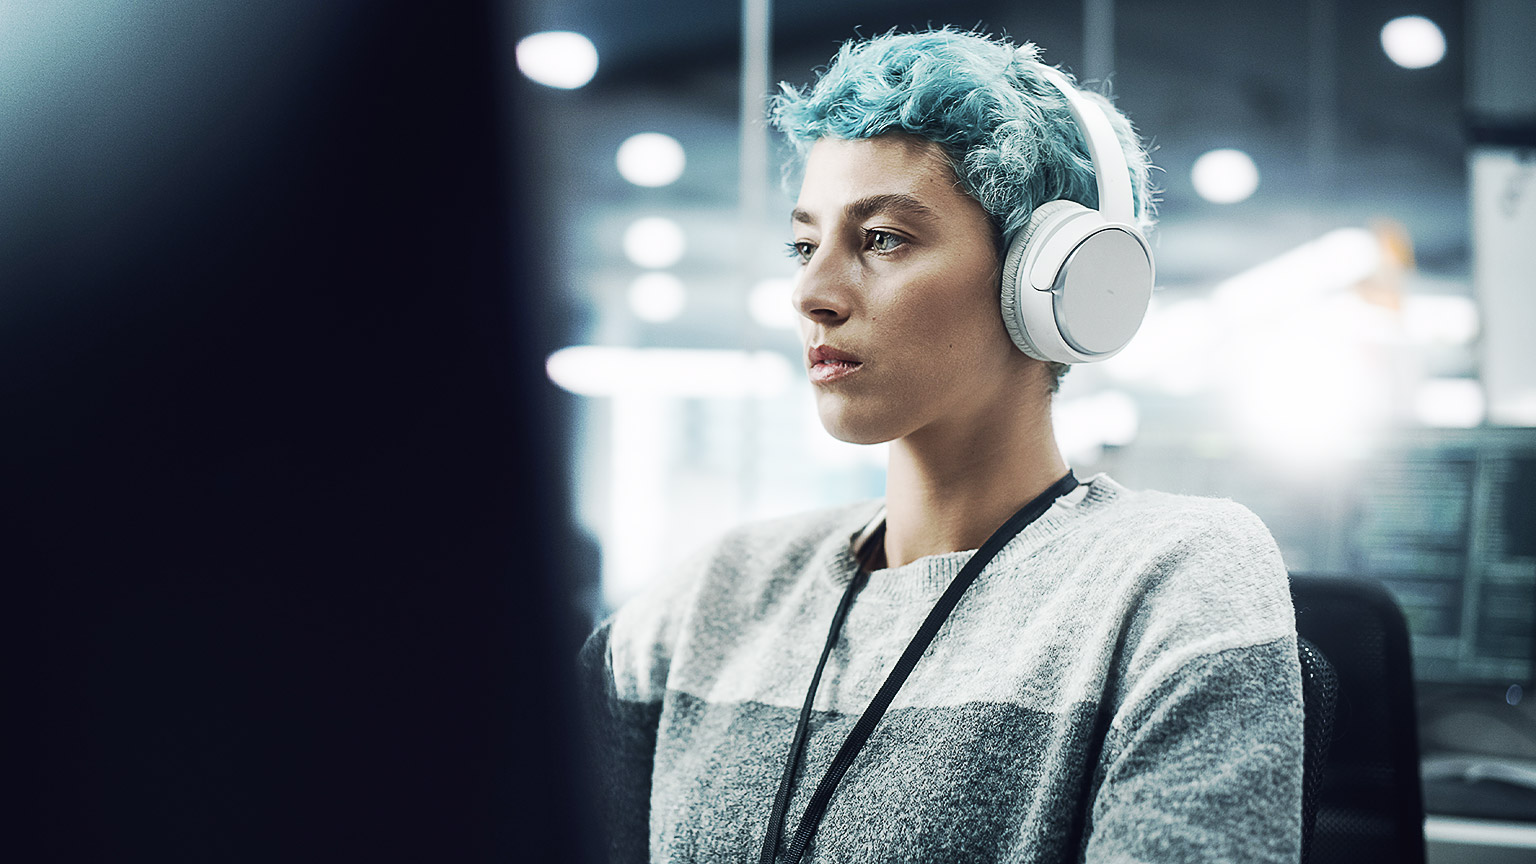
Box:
[1032,66,1135,226]
[996,62,1154,365]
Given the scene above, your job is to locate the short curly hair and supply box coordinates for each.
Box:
[770,28,1157,389]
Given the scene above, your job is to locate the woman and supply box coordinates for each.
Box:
[581,28,1303,864]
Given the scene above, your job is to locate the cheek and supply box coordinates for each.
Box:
[895,273,1005,351]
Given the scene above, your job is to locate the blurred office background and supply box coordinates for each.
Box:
[513,0,1536,857]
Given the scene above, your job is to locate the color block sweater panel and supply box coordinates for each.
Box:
[581,475,1304,863]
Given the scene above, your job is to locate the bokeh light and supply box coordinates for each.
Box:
[545,346,791,398]
[1381,16,1446,69]
[617,133,686,187]
[622,216,686,269]
[627,272,687,322]
[1191,149,1260,204]
[516,31,599,89]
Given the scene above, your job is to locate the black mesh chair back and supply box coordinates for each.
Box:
[1292,574,1426,864]
[1298,636,1338,863]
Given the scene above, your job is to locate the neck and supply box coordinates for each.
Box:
[879,399,1068,569]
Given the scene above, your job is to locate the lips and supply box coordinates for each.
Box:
[807,344,863,384]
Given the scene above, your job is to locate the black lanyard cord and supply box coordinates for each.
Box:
[757,549,868,864]
[759,472,1079,864]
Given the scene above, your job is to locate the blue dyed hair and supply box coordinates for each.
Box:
[770,28,1156,251]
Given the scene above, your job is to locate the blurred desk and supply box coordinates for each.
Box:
[1424,755,1536,822]
[1426,816,1536,863]
[1424,755,1536,862]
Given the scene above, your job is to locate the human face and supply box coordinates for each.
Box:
[789,135,1025,445]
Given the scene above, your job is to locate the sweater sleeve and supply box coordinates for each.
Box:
[576,541,714,863]
[577,621,660,864]
[1081,639,1305,863]
[1081,501,1305,863]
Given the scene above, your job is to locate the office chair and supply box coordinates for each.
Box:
[1298,636,1338,863]
[1292,573,1427,864]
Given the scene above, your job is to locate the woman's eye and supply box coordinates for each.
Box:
[784,240,816,263]
[865,230,904,253]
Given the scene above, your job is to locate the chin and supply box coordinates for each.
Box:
[816,402,902,446]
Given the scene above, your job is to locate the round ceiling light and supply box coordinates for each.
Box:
[1381,16,1446,69]
[617,133,686,188]
[622,217,686,269]
[628,272,687,322]
[1191,148,1260,204]
[516,31,599,89]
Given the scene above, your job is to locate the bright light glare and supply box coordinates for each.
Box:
[1235,344,1374,464]
[1191,149,1260,204]
[1214,227,1381,311]
[750,277,799,330]
[617,133,686,187]
[516,31,599,89]
[623,217,686,269]
[1402,294,1478,345]
[1228,289,1397,466]
[1381,16,1446,69]
[546,346,792,398]
[628,272,686,322]
[1414,379,1485,428]
[1100,297,1217,396]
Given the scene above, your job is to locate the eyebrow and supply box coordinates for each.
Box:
[791,193,939,228]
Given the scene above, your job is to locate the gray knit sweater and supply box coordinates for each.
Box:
[579,475,1304,863]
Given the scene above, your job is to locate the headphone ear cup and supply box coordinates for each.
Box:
[1000,200,1090,362]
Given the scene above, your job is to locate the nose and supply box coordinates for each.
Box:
[792,248,853,327]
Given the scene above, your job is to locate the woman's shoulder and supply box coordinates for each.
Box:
[1075,476,1295,657]
[1075,475,1285,577]
[1054,477,1298,716]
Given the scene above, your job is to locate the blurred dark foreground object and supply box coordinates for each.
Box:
[5,3,591,861]
[1292,574,1427,864]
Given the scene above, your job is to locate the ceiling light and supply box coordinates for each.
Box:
[516,31,599,89]
[627,272,686,322]
[617,133,686,188]
[622,216,686,269]
[1381,16,1446,70]
[1191,149,1260,204]
[545,346,792,398]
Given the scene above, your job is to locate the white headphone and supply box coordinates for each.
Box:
[998,65,1154,364]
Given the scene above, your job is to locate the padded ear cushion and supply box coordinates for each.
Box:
[999,200,1090,362]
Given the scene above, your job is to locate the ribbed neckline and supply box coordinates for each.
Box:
[820,474,1123,605]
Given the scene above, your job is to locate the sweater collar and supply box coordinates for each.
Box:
[822,473,1122,604]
